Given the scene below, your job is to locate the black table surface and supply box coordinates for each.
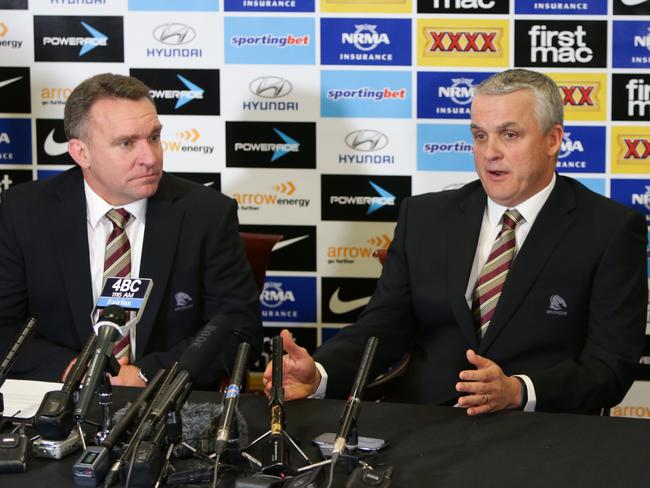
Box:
[3,389,650,487]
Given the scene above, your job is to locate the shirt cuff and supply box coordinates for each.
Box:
[514,374,536,412]
[309,361,328,399]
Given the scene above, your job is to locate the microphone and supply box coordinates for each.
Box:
[331,336,378,465]
[0,317,37,415]
[214,341,250,457]
[261,335,290,476]
[35,334,98,440]
[73,305,127,424]
[138,315,236,440]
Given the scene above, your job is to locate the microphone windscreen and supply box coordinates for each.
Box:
[177,315,235,381]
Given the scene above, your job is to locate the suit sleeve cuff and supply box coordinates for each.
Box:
[514,374,536,412]
[309,361,328,399]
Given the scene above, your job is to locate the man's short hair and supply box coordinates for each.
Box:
[63,73,154,140]
[475,69,564,133]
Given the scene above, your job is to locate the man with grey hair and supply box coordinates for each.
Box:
[265,68,647,414]
[0,73,263,388]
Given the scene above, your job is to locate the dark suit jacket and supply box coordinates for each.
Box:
[316,176,647,413]
[0,167,262,388]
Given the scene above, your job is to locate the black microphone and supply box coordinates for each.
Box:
[262,335,289,476]
[73,306,127,424]
[214,341,250,457]
[331,336,378,465]
[0,317,37,415]
[138,315,236,440]
[35,334,97,440]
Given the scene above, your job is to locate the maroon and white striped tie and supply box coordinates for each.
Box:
[471,209,523,340]
[104,208,131,359]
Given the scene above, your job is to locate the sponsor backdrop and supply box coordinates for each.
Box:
[1,0,650,415]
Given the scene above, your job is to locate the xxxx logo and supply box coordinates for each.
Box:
[273,181,296,195]
[176,129,200,142]
[624,139,650,159]
[560,84,595,106]
[425,29,499,52]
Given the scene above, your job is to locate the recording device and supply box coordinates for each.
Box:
[72,446,111,487]
[127,419,166,487]
[215,341,251,457]
[262,335,290,476]
[330,337,378,465]
[346,464,393,488]
[33,428,83,460]
[34,334,97,440]
[0,424,30,474]
[0,317,37,415]
[312,433,386,457]
[73,305,128,424]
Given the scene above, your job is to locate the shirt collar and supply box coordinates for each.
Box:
[486,173,556,228]
[84,181,148,229]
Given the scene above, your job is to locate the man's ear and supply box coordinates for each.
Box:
[68,138,89,169]
[547,124,564,158]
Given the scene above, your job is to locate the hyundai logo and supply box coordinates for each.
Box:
[345,130,389,152]
[153,23,197,45]
[249,76,293,99]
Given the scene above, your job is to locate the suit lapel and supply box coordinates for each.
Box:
[136,175,184,358]
[479,176,576,353]
[447,184,486,348]
[50,169,94,342]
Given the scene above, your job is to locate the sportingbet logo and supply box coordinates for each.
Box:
[149,74,203,109]
[327,87,406,101]
[42,21,107,56]
[231,33,309,47]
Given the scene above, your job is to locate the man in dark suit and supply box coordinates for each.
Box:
[265,69,647,414]
[0,73,262,388]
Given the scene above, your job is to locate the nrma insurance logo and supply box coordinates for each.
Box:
[260,277,316,323]
[321,18,411,66]
[321,70,411,118]
[225,17,315,64]
[417,71,494,119]
[0,118,31,164]
[610,179,650,222]
[613,21,650,68]
[515,0,606,14]
[129,0,218,10]
[556,126,605,173]
[417,123,474,171]
[225,0,314,12]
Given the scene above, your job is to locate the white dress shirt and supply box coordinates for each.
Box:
[313,174,557,411]
[84,182,147,361]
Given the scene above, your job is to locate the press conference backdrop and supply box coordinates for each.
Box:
[0,0,649,416]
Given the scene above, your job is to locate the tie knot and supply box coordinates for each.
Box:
[106,208,130,230]
[502,209,523,231]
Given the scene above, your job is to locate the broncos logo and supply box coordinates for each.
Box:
[548,294,567,311]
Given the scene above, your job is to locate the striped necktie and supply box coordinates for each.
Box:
[104,208,131,360]
[471,209,523,340]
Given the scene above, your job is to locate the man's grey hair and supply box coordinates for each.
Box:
[474,69,564,133]
[64,73,154,140]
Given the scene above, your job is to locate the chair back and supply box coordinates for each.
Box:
[239,232,283,293]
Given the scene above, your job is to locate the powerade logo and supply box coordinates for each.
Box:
[514,20,607,68]
[129,0,218,10]
[260,277,316,323]
[321,18,411,66]
[321,70,411,118]
[130,69,219,116]
[321,174,411,222]
[515,0,606,14]
[613,21,650,68]
[225,17,315,64]
[417,71,493,119]
[417,124,474,171]
[226,121,316,169]
[0,119,31,164]
[34,16,123,62]
[0,170,31,197]
[611,179,650,222]
[556,126,605,173]
[225,0,314,12]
